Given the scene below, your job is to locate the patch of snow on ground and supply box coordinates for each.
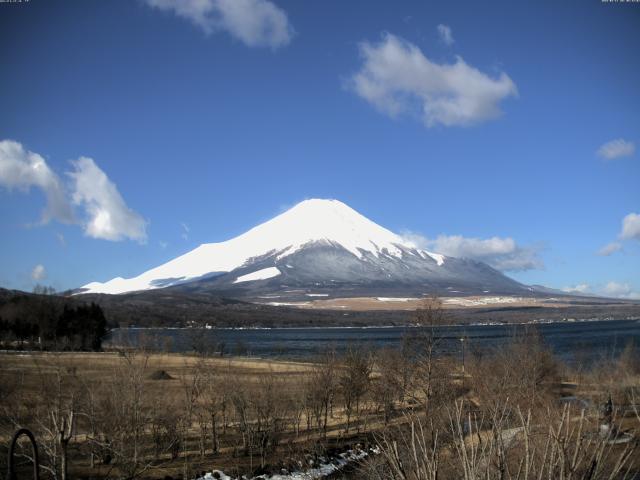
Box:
[443,296,527,306]
[266,302,311,307]
[200,471,232,480]
[233,267,281,284]
[195,447,375,480]
[306,293,329,297]
[376,297,419,302]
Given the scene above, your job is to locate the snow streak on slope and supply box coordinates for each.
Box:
[80,199,445,294]
[233,267,281,284]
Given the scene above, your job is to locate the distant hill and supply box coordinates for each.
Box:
[2,287,635,330]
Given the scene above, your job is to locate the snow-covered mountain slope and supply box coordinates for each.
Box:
[79,199,526,297]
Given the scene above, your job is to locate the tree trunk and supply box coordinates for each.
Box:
[211,413,219,454]
[323,405,329,438]
[60,439,68,480]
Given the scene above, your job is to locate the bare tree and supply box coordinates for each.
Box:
[251,374,290,468]
[468,327,558,420]
[404,296,451,423]
[30,360,80,480]
[339,346,372,433]
[93,350,158,480]
[201,366,230,456]
[305,350,338,438]
[178,357,204,479]
[373,347,412,425]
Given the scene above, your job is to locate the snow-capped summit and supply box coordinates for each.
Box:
[79,199,525,298]
[231,198,444,263]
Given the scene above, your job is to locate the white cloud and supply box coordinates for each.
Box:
[403,232,542,272]
[437,24,454,46]
[597,138,635,160]
[620,212,640,241]
[143,0,293,48]
[597,241,622,256]
[56,232,66,247]
[68,157,147,243]
[560,282,640,300]
[599,213,640,256]
[348,33,517,127]
[31,264,46,281]
[602,281,640,300]
[562,283,591,294]
[0,140,74,224]
[0,141,147,244]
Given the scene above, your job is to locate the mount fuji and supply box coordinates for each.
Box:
[78,199,529,300]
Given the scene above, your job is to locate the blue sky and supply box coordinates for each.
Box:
[1,0,639,297]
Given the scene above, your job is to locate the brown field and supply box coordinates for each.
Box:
[259,294,629,311]
[0,351,316,392]
[0,352,321,414]
[0,351,383,479]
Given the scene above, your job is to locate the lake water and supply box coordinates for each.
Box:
[105,319,640,364]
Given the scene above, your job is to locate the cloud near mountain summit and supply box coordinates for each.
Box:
[402,232,543,272]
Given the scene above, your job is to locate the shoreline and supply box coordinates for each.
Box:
[111,316,640,332]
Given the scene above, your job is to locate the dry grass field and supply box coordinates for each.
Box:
[0,350,384,479]
[258,294,638,312]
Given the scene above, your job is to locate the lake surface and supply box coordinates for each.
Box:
[105,319,640,364]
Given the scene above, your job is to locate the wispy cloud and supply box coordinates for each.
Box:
[143,0,293,49]
[402,232,542,272]
[597,138,635,160]
[597,241,622,256]
[31,264,45,281]
[562,282,640,300]
[602,281,640,300]
[181,222,190,240]
[55,232,66,247]
[347,33,517,128]
[437,24,454,46]
[562,283,591,294]
[0,140,74,224]
[68,157,147,243]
